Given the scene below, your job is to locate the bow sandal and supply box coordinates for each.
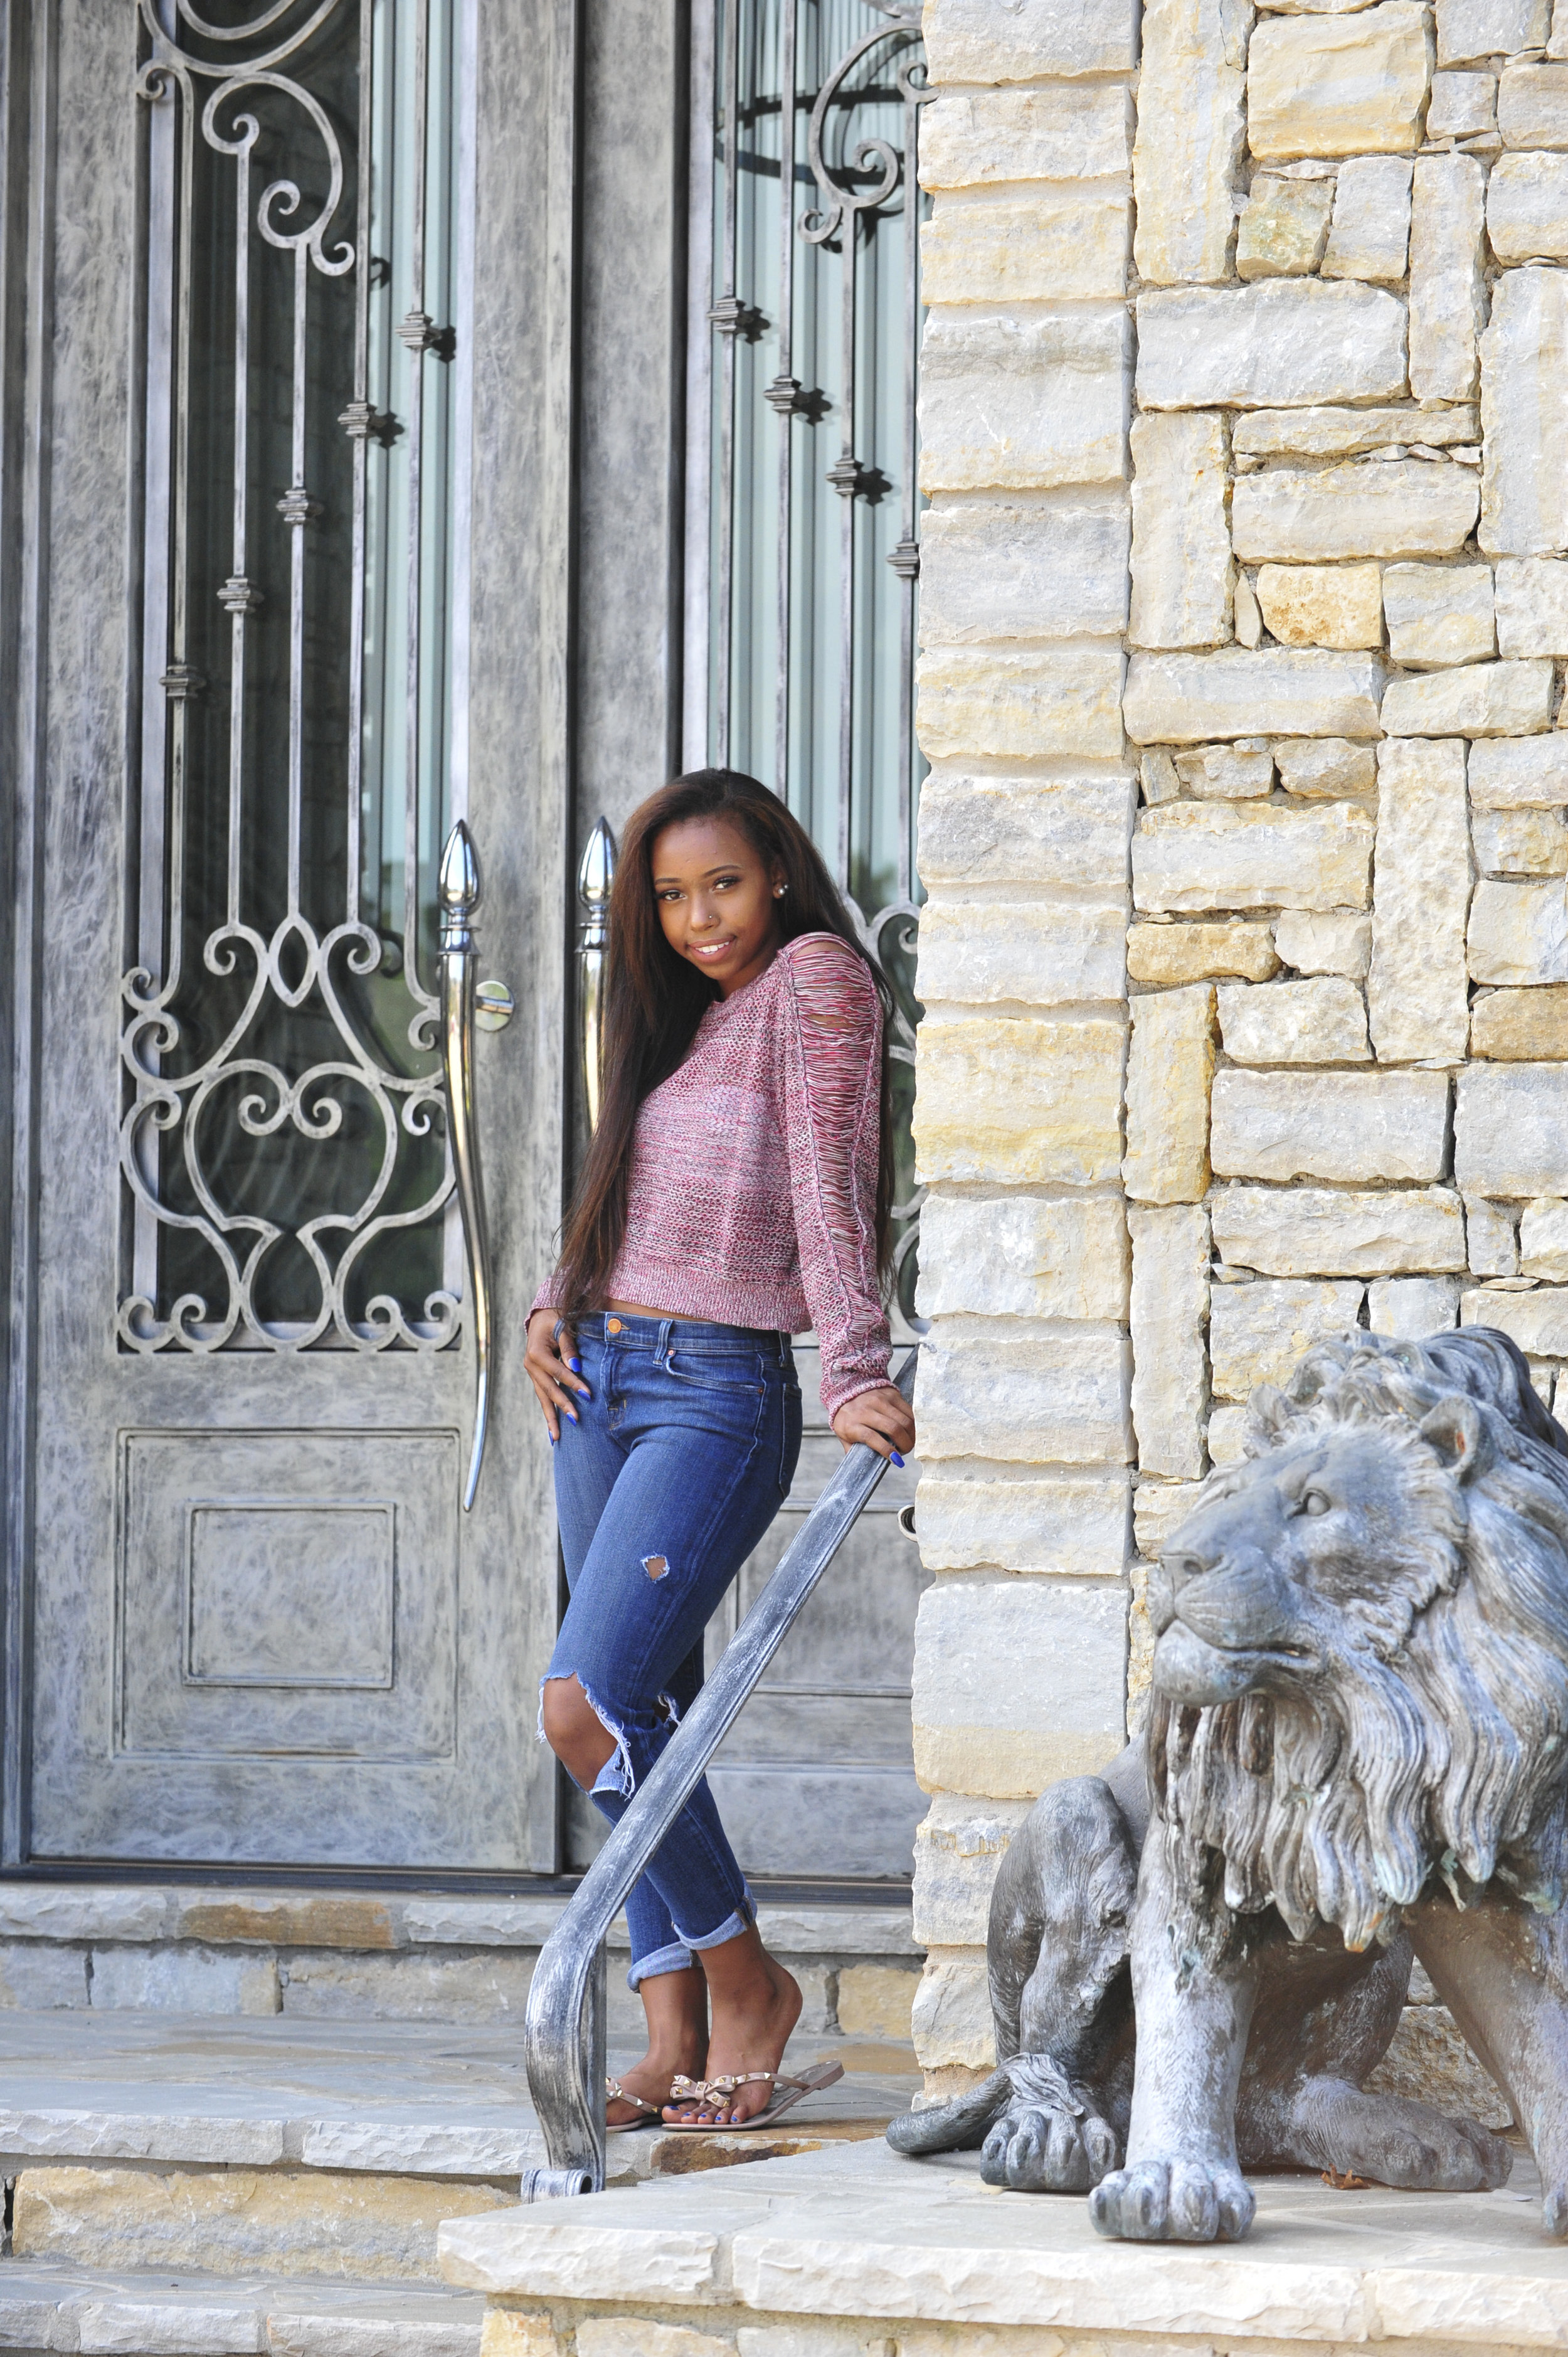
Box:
[605,2075,664,2135]
[661,2058,845,2132]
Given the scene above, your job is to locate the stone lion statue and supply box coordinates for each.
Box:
[889,1327,1568,2243]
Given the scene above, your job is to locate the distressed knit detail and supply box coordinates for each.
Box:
[536,932,891,1419]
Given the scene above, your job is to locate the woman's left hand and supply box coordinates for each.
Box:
[832,1384,915,1465]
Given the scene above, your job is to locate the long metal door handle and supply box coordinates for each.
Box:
[578,817,617,1131]
[439,820,492,1512]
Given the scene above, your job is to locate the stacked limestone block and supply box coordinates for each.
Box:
[1126,0,1568,1721]
[908,0,1141,2097]
[908,0,1561,2117]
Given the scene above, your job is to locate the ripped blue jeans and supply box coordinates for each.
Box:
[545,1312,802,1988]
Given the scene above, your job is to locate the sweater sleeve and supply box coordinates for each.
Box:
[776,935,892,1419]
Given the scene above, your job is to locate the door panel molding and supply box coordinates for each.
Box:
[115,1427,460,1761]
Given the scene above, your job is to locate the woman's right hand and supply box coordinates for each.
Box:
[525,1308,591,1442]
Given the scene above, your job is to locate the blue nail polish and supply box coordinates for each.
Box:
[569,1357,581,1373]
[890,1450,905,1468]
[566,1408,579,1423]
[549,1432,558,1447]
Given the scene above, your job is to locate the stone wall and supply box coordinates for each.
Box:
[908,0,1562,2109]
[0,1888,918,2038]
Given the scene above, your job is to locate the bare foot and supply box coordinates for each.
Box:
[610,1962,707,2127]
[664,1927,802,2126]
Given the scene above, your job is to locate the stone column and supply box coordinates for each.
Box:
[909,0,1139,2096]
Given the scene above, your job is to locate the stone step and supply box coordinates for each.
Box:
[0,2011,921,2283]
[0,2010,918,2174]
[9,2166,516,2289]
[439,2134,1564,2357]
[0,2258,484,2356]
[0,2013,546,2186]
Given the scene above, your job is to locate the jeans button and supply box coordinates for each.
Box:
[606,1317,622,1334]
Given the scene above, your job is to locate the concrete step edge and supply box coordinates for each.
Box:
[0,2108,543,2179]
[0,2257,484,2357]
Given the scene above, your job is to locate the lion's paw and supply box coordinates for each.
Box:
[1306,2088,1512,2195]
[1089,2156,1255,2243]
[1374,2112,1512,2195]
[980,2100,1118,2193]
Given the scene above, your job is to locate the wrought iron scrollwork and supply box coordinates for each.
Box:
[118,927,455,1356]
[124,0,462,1353]
[799,4,921,250]
[849,897,923,1333]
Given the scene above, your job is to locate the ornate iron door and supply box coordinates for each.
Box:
[690,0,928,1329]
[7,0,569,1870]
[690,0,931,1883]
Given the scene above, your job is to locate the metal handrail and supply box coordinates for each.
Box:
[522,1346,919,2195]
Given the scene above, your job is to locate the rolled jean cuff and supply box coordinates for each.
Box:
[677,1887,756,1954]
[626,1937,694,1991]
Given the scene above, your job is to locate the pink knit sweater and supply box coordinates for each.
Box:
[536,933,891,1418]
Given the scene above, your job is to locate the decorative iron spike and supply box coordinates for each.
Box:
[275,487,322,527]
[763,373,804,417]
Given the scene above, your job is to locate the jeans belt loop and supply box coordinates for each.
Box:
[657,1316,674,1368]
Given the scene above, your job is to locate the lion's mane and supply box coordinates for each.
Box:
[1151,1328,1568,1955]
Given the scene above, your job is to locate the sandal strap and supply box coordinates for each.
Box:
[665,2068,786,2110]
[667,2073,754,2108]
[605,2077,660,2114]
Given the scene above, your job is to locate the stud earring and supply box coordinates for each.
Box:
[774,883,787,897]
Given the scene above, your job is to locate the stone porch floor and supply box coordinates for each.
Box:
[439,2132,1568,2355]
[0,2009,919,2183]
[3,2013,1559,2353]
[0,2011,919,2349]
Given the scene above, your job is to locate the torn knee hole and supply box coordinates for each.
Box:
[642,1553,669,1580]
[539,1672,636,1799]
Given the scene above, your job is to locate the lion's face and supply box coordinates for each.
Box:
[1148,1424,1464,1711]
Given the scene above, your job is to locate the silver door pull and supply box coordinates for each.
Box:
[439,821,495,1513]
[578,817,617,1131]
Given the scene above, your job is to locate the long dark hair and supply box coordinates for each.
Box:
[553,769,894,1313]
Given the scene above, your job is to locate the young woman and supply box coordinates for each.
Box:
[524,767,916,2132]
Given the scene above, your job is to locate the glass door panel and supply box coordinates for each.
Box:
[123,0,464,1353]
[702,0,928,1324]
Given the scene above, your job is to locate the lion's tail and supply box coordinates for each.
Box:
[884,2067,1014,2154]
